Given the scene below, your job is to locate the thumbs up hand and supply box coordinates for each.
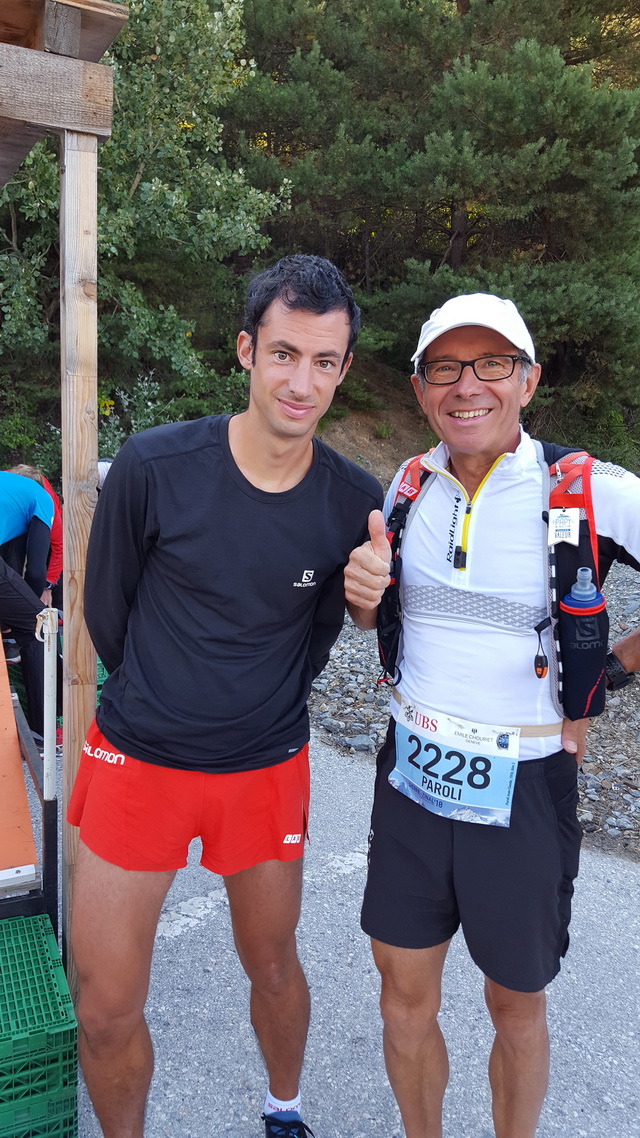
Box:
[344,509,392,629]
[366,509,391,563]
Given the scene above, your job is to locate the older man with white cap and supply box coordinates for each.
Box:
[344,293,640,1137]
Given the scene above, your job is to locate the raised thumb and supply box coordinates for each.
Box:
[368,509,389,561]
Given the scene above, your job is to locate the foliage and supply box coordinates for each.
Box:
[98,366,249,456]
[223,0,640,281]
[3,0,640,467]
[25,367,250,486]
[97,373,179,455]
[336,371,383,414]
[0,0,282,466]
[31,426,62,486]
[220,0,640,461]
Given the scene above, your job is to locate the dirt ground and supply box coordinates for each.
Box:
[319,355,432,488]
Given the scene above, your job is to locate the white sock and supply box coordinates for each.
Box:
[263,1089,302,1117]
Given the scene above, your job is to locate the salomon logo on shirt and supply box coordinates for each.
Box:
[293,570,316,588]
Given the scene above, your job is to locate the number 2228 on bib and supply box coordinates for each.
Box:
[391,698,520,827]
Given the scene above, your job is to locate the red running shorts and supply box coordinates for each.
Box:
[67,719,310,875]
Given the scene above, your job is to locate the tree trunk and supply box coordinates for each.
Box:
[440,202,468,269]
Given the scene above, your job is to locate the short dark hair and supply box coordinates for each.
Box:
[243,255,360,367]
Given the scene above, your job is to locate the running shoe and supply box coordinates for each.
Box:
[262,1113,315,1137]
[3,638,20,664]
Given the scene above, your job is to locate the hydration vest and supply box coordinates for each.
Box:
[377,441,607,720]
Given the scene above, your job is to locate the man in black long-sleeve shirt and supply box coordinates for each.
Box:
[68,256,382,1138]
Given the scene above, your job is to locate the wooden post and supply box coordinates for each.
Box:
[0,0,127,981]
[59,129,99,981]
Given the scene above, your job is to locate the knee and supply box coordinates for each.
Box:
[484,980,547,1049]
[379,972,441,1039]
[243,942,303,997]
[75,975,145,1052]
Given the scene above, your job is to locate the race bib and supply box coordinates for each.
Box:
[391,696,520,827]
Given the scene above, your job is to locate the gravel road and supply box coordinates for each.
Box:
[309,560,640,861]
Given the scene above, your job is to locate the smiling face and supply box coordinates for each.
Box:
[236,299,352,443]
[411,324,541,472]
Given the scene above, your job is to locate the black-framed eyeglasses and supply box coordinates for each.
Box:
[419,355,529,386]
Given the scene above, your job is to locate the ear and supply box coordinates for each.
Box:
[410,372,428,414]
[337,352,353,386]
[236,330,253,371]
[519,363,541,409]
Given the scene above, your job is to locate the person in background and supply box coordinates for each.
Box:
[7,464,63,608]
[6,464,64,738]
[0,469,54,737]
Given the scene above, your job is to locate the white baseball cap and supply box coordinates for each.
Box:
[411,293,536,367]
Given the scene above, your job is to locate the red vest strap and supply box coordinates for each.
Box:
[394,455,426,502]
[387,455,427,537]
[549,451,599,584]
[386,455,426,579]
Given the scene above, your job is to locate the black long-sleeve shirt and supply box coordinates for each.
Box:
[86,415,382,772]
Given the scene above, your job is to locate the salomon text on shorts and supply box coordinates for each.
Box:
[68,719,310,875]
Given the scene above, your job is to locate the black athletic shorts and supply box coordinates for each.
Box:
[361,722,583,993]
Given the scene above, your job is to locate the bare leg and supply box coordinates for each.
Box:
[71,841,176,1138]
[224,858,308,1101]
[485,978,549,1138]
[371,938,450,1138]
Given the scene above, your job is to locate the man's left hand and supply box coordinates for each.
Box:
[561,717,591,765]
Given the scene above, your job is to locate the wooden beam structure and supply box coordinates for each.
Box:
[0,43,114,137]
[0,115,46,181]
[0,0,127,62]
[0,0,125,183]
[0,0,127,975]
[34,1,82,57]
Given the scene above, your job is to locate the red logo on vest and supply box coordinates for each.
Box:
[398,480,420,500]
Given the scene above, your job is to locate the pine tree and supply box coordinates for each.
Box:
[223,0,640,458]
[0,0,281,462]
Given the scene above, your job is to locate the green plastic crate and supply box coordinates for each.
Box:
[0,917,77,1105]
[0,1084,77,1137]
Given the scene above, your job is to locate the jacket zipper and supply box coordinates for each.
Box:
[436,455,505,572]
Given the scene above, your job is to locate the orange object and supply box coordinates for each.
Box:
[0,651,37,870]
[68,719,310,875]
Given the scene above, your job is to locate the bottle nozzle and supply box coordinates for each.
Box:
[570,567,597,601]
